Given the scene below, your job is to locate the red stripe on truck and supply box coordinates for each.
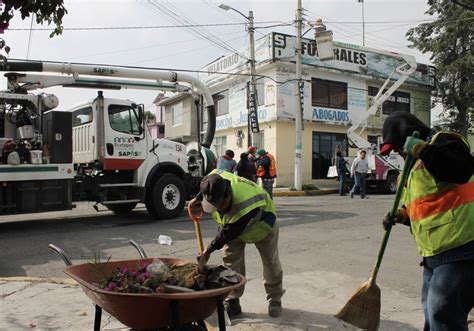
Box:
[103,158,144,170]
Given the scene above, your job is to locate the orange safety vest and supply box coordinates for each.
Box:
[256,153,277,178]
[403,132,474,257]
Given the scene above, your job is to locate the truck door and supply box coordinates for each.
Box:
[102,100,147,170]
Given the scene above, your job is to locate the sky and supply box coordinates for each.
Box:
[2,0,440,118]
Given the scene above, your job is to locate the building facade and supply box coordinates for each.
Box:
[148,93,166,139]
[166,32,435,186]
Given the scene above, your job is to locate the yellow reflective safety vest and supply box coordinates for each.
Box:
[403,132,474,257]
[209,169,276,243]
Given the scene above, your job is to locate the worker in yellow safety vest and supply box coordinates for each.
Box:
[189,169,284,318]
[380,111,474,331]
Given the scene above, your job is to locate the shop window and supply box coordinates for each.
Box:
[213,136,227,157]
[213,90,229,116]
[368,86,410,115]
[171,102,183,126]
[311,78,348,110]
[312,132,347,179]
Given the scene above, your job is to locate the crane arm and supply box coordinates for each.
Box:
[347,54,417,149]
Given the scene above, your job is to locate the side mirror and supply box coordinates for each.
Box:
[138,104,145,134]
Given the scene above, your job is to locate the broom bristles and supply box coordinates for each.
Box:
[335,280,381,331]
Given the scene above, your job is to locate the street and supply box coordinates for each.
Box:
[0,194,433,330]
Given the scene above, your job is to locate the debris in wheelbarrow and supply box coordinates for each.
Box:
[97,258,240,294]
[63,257,246,330]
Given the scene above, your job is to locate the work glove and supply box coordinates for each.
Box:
[382,208,409,231]
[403,136,427,158]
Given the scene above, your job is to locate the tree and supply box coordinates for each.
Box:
[407,0,473,137]
[0,0,67,37]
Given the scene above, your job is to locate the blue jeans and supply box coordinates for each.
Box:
[421,261,474,331]
[350,173,366,197]
[338,173,346,195]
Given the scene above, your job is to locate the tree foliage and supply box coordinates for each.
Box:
[0,0,67,37]
[407,0,473,137]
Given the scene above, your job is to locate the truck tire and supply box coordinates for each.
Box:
[106,203,137,214]
[383,173,398,194]
[146,173,186,220]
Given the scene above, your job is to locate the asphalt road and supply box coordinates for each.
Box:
[0,194,421,297]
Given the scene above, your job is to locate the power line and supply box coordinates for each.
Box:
[142,0,242,58]
[60,30,246,61]
[8,21,288,31]
[125,34,246,65]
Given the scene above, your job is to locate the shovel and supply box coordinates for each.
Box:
[188,202,233,327]
[187,203,206,268]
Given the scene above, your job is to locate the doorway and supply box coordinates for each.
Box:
[312,132,347,179]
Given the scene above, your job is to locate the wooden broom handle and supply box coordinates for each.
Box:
[372,131,420,281]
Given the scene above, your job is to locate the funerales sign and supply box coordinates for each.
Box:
[272,32,435,87]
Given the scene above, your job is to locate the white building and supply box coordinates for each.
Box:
[166,32,435,186]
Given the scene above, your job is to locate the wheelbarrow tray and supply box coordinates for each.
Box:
[64,257,246,330]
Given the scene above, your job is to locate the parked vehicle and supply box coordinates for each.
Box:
[0,60,216,218]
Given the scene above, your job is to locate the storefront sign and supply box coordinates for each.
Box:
[272,32,435,87]
[248,92,260,133]
[312,108,350,123]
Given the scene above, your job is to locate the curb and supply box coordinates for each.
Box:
[0,276,78,286]
[274,189,338,197]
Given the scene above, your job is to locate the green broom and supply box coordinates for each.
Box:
[335,132,419,331]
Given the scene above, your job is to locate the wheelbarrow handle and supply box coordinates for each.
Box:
[129,239,148,259]
[187,203,205,255]
[48,244,73,266]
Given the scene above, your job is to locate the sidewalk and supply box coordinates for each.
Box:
[1,271,427,330]
[274,179,339,197]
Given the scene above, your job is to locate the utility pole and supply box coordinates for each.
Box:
[358,0,365,46]
[219,4,259,148]
[294,0,303,190]
[248,10,258,147]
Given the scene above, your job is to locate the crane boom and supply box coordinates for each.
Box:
[347,53,417,149]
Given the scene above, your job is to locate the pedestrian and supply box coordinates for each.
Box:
[236,152,256,182]
[349,150,369,199]
[381,111,474,331]
[216,149,236,173]
[189,170,284,318]
[336,151,348,196]
[256,149,277,198]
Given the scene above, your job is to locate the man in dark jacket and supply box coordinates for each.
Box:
[381,111,474,331]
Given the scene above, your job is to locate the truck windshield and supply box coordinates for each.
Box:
[108,104,141,135]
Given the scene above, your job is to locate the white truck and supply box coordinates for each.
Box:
[341,52,417,193]
[0,60,216,218]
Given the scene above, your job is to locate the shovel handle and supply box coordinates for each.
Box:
[188,203,205,254]
[188,202,204,222]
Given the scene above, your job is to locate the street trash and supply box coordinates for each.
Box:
[146,259,170,276]
[96,260,240,294]
[158,235,172,245]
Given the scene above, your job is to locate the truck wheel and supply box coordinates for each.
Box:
[383,173,398,194]
[148,174,186,219]
[106,203,137,214]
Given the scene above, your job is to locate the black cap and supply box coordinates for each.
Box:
[381,111,430,155]
[199,174,230,212]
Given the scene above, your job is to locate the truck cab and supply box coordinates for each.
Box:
[68,92,200,219]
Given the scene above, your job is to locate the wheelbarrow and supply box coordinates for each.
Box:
[49,240,246,331]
